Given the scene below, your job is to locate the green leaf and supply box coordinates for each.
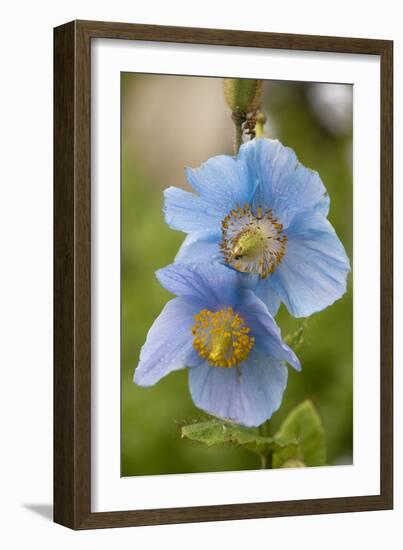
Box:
[272,400,326,468]
[181,419,298,458]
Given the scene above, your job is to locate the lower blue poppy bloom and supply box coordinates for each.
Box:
[134,262,300,427]
[164,138,350,318]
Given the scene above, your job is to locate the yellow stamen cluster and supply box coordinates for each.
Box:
[220,204,287,278]
[191,307,254,368]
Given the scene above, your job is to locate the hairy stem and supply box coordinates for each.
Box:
[233,117,243,155]
[255,111,267,138]
[258,422,272,469]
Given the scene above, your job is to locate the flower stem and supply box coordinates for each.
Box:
[258,422,272,469]
[258,421,268,437]
[231,111,245,155]
[260,450,273,469]
[255,111,267,138]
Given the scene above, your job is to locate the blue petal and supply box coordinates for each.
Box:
[238,139,330,227]
[189,352,288,427]
[237,290,301,371]
[164,153,256,234]
[175,230,222,264]
[134,297,199,387]
[163,187,223,233]
[237,138,273,208]
[175,235,282,317]
[240,273,281,317]
[186,154,256,207]
[269,211,350,317]
[156,262,239,310]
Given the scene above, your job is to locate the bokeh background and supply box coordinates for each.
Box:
[121,74,353,476]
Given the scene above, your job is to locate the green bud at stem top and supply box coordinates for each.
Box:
[223,79,263,113]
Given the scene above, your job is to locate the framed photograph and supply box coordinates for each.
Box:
[54,20,393,529]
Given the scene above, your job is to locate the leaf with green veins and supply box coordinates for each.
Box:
[181,419,299,458]
[272,400,326,468]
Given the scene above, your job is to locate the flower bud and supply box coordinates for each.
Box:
[223,79,263,114]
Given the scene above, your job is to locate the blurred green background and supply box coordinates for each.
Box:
[121,74,353,476]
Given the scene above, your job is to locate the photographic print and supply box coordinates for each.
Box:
[122,74,353,477]
[54,21,392,528]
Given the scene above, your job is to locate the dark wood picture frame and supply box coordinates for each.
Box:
[54,19,393,530]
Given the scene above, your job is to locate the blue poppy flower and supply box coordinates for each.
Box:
[134,262,300,427]
[164,138,350,318]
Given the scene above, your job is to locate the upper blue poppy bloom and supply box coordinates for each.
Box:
[134,262,300,427]
[164,138,350,317]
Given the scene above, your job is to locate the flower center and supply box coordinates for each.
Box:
[191,307,254,368]
[220,205,287,278]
